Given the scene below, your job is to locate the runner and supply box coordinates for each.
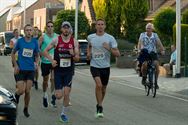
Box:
[87,19,120,118]
[9,29,21,49]
[39,21,58,108]
[43,21,79,122]
[11,24,40,117]
[33,26,41,90]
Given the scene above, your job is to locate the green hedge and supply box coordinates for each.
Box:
[182,9,188,24]
[173,24,188,65]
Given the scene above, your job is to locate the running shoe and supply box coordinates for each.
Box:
[14,93,20,104]
[50,95,57,108]
[60,114,69,123]
[23,107,30,117]
[95,105,104,118]
[43,97,48,108]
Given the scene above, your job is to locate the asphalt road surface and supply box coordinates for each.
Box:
[0,56,188,125]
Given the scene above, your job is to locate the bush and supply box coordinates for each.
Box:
[182,9,188,24]
[173,24,188,65]
[153,7,176,46]
[54,10,90,39]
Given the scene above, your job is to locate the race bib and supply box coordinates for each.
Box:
[60,58,71,67]
[22,48,33,57]
[93,51,105,60]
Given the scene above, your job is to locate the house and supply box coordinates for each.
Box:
[80,0,95,24]
[0,2,20,32]
[146,0,188,21]
[5,0,63,31]
[34,7,64,32]
[64,0,76,10]
[64,0,96,24]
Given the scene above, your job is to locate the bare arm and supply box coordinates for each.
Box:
[103,42,120,57]
[111,48,120,57]
[11,49,18,67]
[38,35,44,48]
[156,38,165,55]
[87,42,92,60]
[43,41,56,63]
[72,39,80,62]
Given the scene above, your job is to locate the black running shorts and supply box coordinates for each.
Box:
[90,66,110,86]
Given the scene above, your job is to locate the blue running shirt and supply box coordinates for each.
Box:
[14,37,39,71]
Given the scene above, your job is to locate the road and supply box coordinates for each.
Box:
[0,56,188,125]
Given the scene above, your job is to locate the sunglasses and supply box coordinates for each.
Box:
[47,25,53,28]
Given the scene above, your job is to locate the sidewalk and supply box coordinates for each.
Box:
[76,66,188,97]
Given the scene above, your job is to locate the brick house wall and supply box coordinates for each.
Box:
[34,8,63,32]
[11,0,63,31]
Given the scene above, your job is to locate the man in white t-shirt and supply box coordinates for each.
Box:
[10,29,21,49]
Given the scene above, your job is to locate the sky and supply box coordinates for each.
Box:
[0,0,17,12]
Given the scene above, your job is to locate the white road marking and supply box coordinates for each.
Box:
[75,69,188,103]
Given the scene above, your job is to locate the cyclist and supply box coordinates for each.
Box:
[138,23,165,89]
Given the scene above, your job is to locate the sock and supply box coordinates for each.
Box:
[43,92,48,98]
[61,106,68,115]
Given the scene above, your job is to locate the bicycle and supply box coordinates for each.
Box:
[144,52,158,98]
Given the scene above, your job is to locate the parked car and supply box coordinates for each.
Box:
[0,31,14,55]
[0,86,17,125]
[77,39,90,65]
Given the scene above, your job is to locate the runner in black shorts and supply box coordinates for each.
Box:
[39,21,58,108]
[87,19,120,118]
[90,67,110,86]
[43,21,79,123]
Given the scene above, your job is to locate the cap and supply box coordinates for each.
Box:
[61,21,71,28]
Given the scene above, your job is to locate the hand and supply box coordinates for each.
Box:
[103,42,110,51]
[73,55,79,62]
[87,53,91,61]
[161,50,165,55]
[52,60,58,68]
[14,65,19,75]
[34,62,38,70]
[69,49,75,56]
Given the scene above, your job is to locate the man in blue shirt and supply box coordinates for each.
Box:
[163,45,176,75]
[11,24,40,117]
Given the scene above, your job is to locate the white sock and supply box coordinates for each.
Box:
[43,92,48,98]
[51,90,55,96]
[61,106,68,115]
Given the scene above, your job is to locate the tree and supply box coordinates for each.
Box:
[153,7,176,46]
[124,0,149,43]
[93,0,107,19]
[92,0,149,42]
[54,10,90,39]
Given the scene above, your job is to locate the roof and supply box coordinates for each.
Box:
[145,0,188,21]
[7,7,22,21]
[6,0,38,21]
[14,0,38,15]
[0,8,11,17]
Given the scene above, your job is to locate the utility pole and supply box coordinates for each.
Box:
[175,0,181,78]
[23,0,26,27]
[75,0,78,40]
